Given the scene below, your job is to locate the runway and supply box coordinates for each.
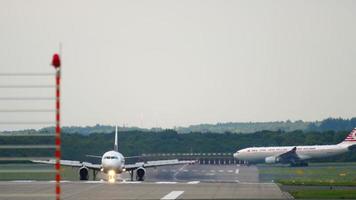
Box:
[0,165,290,200]
[0,181,288,200]
[120,164,259,183]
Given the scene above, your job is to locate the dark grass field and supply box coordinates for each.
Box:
[0,163,80,180]
[258,162,356,199]
[258,162,356,186]
[290,190,356,199]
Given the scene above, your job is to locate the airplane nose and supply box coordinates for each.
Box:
[103,160,122,170]
[233,152,239,158]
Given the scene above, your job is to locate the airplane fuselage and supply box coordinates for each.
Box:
[234,144,349,163]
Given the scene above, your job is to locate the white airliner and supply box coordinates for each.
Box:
[33,126,195,182]
[233,128,356,166]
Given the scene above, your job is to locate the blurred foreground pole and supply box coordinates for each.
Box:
[52,53,61,200]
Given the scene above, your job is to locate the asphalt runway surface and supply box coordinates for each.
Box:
[0,164,290,200]
[120,164,259,183]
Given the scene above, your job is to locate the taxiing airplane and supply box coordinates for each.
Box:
[33,126,195,182]
[233,128,356,166]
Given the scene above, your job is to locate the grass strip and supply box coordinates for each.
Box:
[291,190,356,199]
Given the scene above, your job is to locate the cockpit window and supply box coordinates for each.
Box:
[104,156,118,159]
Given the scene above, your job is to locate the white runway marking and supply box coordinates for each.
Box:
[49,180,71,183]
[156,182,178,184]
[84,181,104,184]
[182,169,189,172]
[228,170,233,173]
[122,181,142,184]
[11,180,34,183]
[210,170,215,172]
[173,164,189,180]
[235,169,239,174]
[218,170,224,173]
[161,191,184,200]
[187,181,200,184]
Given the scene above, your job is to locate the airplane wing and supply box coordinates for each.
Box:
[275,147,300,163]
[86,155,102,159]
[124,159,196,171]
[86,154,149,159]
[32,159,102,170]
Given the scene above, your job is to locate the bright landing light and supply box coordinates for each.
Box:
[108,170,116,183]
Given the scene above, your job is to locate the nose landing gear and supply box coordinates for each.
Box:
[108,170,116,183]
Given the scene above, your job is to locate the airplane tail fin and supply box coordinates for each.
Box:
[114,125,118,152]
[339,128,356,146]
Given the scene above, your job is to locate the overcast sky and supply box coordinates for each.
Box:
[0,0,355,129]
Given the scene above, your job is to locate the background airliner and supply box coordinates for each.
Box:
[33,126,195,182]
[233,128,356,166]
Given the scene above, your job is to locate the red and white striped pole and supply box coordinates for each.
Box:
[52,54,61,200]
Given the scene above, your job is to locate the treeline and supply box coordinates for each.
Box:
[308,118,356,132]
[14,117,354,135]
[0,129,355,163]
[177,117,356,133]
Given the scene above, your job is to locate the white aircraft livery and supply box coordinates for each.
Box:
[33,126,195,182]
[233,128,356,166]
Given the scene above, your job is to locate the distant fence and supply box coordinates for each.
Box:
[140,152,245,165]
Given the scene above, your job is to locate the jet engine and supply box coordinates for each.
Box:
[349,144,356,151]
[136,167,146,181]
[79,166,89,180]
[265,156,279,164]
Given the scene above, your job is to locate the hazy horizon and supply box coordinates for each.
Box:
[1,0,355,129]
